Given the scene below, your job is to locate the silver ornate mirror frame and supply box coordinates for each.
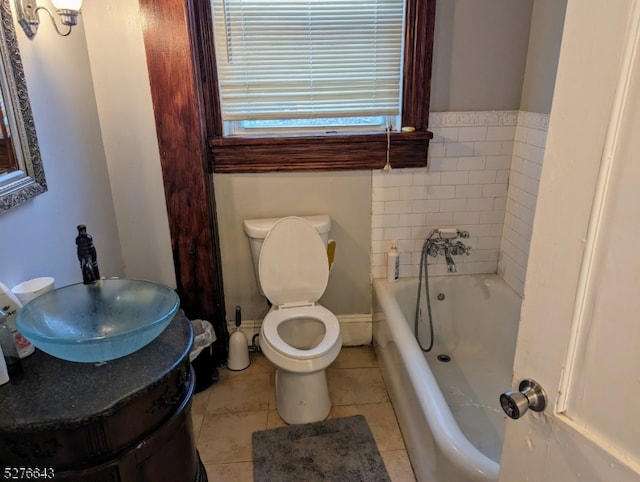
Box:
[0,0,46,214]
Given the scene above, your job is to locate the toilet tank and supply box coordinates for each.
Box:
[243,215,331,295]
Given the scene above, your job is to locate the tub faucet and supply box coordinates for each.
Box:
[425,229,471,273]
[76,225,101,284]
[444,246,457,273]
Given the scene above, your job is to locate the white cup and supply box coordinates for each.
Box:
[11,277,56,305]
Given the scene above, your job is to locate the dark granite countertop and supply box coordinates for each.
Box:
[0,311,193,432]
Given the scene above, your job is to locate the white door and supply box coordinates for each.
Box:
[499,1,640,481]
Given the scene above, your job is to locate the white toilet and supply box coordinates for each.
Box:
[243,215,342,424]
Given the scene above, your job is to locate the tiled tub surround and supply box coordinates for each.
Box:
[497,112,549,296]
[372,111,549,297]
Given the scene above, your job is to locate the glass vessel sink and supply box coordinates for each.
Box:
[16,278,180,363]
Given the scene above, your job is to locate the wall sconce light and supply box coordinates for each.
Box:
[17,0,83,38]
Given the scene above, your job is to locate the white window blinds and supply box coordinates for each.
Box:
[211,0,405,122]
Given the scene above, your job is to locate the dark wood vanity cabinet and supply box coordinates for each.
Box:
[0,312,207,482]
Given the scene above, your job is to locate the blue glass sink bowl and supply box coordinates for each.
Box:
[16,278,180,363]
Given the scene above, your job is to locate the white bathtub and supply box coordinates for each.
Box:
[373,274,521,482]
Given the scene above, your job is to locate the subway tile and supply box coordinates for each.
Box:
[426,212,454,225]
[526,128,547,148]
[500,141,515,155]
[455,184,483,199]
[478,236,500,249]
[522,159,543,181]
[453,211,481,225]
[457,156,486,171]
[430,126,459,142]
[371,201,384,215]
[479,210,506,224]
[402,186,428,200]
[439,198,468,213]
[384,200,412,214]
[411,199,440,213]
[473,141,503,156]
[487,125,517,141]
[485,155,512,170]
[469,170,497,184]
[397,214,425,227]
[428,157,457,172]
[427,185,456,199]
[493,196,507,211]
[466,197,495,211]
[372,214,400,228]
[424,172,442,185]
[441,171,469,185]
[445,141,474,157]
[521,143,545,164]
[428,142,446,157]
[378,171,414,187]
[384,227,413,240]
[371,227,384,241]
[458,126,488,142]
[514,125,528,143]
[482,183,508,198]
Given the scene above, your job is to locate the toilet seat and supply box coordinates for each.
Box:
[258,216,329,307]
[258,216,340,362]
[262,304,340,360]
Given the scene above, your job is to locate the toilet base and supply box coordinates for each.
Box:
[275,368,331,424]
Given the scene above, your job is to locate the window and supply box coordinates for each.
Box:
[212,0,404,136]
[191,0,435,172]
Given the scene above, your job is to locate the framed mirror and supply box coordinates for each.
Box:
[0,0,46,214]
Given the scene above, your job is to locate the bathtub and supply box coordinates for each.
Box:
[373,274,521,482]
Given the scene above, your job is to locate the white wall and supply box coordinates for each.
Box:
[431,0,533,111]
[83,0,176,287]
[0,8,123,291]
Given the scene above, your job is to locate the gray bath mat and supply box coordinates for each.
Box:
[252,415,391,482]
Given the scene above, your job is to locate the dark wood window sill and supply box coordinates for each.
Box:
[210,130,433,173]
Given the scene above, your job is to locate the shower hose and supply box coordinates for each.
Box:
[414,238,435,352]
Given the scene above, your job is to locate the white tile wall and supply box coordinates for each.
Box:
[371,111,518,279]
[371,110,549,294]
[497,111,549,296]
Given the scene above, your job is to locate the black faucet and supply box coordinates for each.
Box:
[76,225,101,284]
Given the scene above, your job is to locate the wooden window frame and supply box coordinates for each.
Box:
[190,0,436,173]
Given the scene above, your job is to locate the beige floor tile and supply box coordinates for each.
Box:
[192,388,212,415]
[266,409,287,429]
[329,402,405,452]
[191,413,204,442]
[332,345,379,369]
[327,366,389,406]
[204,462,253,482]
[381,450,417,482]
[220,352,275,378]
[197,411,267,465]
[206,372,271,413]
[267,371,277,410]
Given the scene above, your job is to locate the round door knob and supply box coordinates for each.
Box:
[500,379,547,420]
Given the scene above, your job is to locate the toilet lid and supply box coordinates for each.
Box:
[258,216,329,306]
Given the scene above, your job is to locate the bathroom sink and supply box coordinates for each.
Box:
[16,278,180,363]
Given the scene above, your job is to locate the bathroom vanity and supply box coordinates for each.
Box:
[0,312,207,481]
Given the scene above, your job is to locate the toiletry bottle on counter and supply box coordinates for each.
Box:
[0,312,22,377]
[387,241,400,283]
[0,346,9,385]
[0,282,34,358]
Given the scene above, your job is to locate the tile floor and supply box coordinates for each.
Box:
[191,346,417,481]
